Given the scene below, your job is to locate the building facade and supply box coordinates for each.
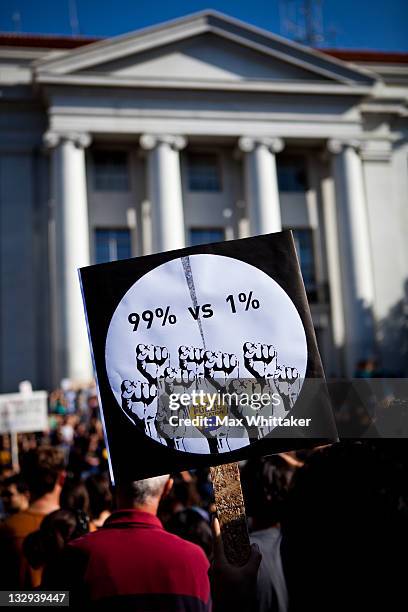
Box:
[0,10,407,392]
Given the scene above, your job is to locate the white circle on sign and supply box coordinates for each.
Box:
[105,254,308,454]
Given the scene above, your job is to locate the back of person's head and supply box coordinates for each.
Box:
[60,478,90,515]
[86,473,113,520]
[23,509,89,569]
[241,454,296,530]
[172,478,201,507]
[21,447,65,501]
[158,475,202,523]
[281,441,407,611]
[1,474,30,513]
[116,475,171,509]
[166,509,213,559]
[2,473,29,492]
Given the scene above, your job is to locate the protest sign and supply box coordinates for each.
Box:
[0,391,48,434]
[79,231,337,484]
[0,390,48,470]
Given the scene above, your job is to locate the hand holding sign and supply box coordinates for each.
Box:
[80,232,338,567]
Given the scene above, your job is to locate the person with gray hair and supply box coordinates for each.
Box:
[115,474,171,512]
[43,474,212,610]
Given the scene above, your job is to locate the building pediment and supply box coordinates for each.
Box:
[76,33,337,83]
[35,10,377,93]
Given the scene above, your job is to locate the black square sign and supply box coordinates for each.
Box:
[79,231,337,484]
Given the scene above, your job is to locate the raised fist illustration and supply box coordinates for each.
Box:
[120,379,158,435]
[178,346,205,378]
[274,366,301,410]
[120,379,166,443]
[136,344,169,384]
[203,351,238,385]
[243,342,277,380]
[228,379,276,440]
[156,399,187,441]
[229,379,263,420]
[162,366,196,391]
[158,366,196,417]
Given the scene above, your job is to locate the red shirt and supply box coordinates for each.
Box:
[44,509,211,611]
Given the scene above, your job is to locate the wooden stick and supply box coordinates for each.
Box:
[10,431,19,472]
[210,462,251,566]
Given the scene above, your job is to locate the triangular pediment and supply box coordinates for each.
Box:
[77,33,335,82]
[35,10,377,88]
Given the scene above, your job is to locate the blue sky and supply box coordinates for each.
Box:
[0,1,407,51]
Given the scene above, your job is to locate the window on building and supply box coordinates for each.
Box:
[189,228,225,246]
[95,229,131,264]
[187,153,222,192]
[93,150,130,191]
[292,228,318,301]
[277,156,307,192]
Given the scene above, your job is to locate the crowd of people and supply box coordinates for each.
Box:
[0,382,407,610]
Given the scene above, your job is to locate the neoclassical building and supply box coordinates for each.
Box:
[0,10,407,391]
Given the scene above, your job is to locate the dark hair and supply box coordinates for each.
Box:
[60,478,90,515]
[23,509,89,569]
[21,447,65,500]
[172,480,201,508]
[158,476,201,522]
[281,441,408,610]
[166,509,213,559]
[241,455,295,529]
[2,474,29,495]
[86,473,113,519]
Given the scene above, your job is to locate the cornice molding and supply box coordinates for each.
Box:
[35,72,374,96]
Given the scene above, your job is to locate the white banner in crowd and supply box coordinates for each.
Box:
[0,391,48,434]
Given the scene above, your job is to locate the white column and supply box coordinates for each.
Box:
[321,169,346,372]
[238,137,284,235]
[44,131,93,383]
[140,134,186,252]
[328,139,376,374]
[360,140,400,320]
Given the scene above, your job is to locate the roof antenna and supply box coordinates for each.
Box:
[69,0,80,36]
[12,11,22,32]
[279,0,327,46]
